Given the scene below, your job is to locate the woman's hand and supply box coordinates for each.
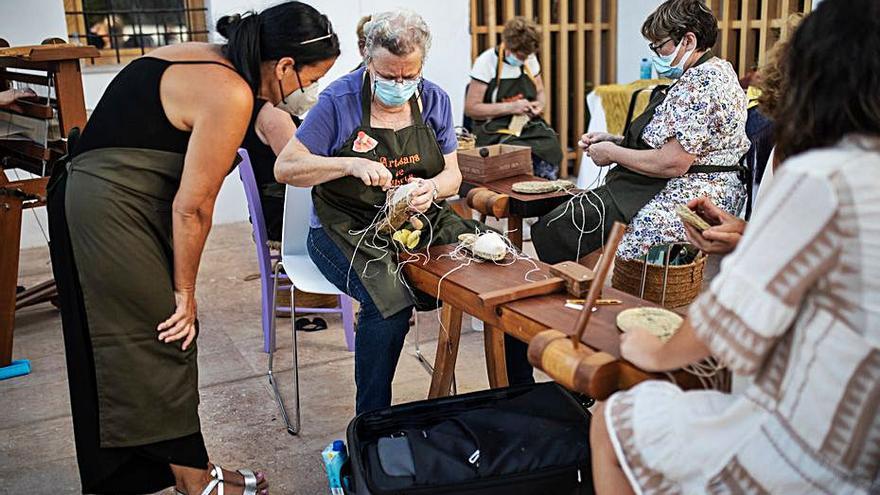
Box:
[508,99,532,116]
[407,177,436,214]
[347,158,393,190]
[157,290,198,351]
[578,132,621,149]
[620,328,666,372]
[585,141,617,166]
[683,197,747,255]
[527,100,544,117]
[0,88,37,111]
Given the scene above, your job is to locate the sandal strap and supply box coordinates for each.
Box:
[198,478,221,495]
[238,469,259,495]
[211,466,225,495]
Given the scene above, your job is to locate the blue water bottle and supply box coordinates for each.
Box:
[322,440,348,494]
[640,58,652,79]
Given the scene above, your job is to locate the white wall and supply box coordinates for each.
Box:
[615,0,664,83]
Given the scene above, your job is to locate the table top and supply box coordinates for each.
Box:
[403,244,657,357]
[460,174,576,217]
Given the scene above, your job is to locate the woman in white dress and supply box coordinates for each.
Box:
[590,0,880,493]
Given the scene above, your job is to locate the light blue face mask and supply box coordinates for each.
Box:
[651,39,694,79]
[373,74,420,107]
[504,53,525,67]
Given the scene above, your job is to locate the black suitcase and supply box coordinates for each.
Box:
[343,382,594,494]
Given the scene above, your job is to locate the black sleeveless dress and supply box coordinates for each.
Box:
[47,57,241,494]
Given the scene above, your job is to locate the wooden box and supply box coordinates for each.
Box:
[458,144,532,183]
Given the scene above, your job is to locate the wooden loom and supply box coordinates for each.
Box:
[527,222,627,397]
[0,39,98,368]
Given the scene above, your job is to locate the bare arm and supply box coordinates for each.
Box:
[255,101,296,154]
[464,80,530,120]
[156,68,253,349]
[620,319,712,372]
[274,135,393,189]
[408,150,463,213]
[587,138,696,178]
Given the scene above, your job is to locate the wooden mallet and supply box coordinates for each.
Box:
[527,222,627,398]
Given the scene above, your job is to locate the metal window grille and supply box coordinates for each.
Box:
[64,0,209,65]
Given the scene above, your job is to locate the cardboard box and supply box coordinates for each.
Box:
[458,144,532,183]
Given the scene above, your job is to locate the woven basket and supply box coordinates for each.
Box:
[457,134,476,150]
[611,253,707,308]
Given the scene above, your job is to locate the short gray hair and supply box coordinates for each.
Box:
[363,10,431,63]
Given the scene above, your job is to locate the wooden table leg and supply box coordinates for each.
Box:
[428,304,463,398]
[0,196,24,367]
[507,215,523,250]
[484,324,509,388]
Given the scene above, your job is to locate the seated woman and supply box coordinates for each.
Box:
[275,10,534,414]
[591,0,880,492]
[242,83,317,242]
[532,0,749,263]
[685,14,804,256]
[465,17,562,179]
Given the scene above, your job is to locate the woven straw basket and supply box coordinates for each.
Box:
[612,253,707,308]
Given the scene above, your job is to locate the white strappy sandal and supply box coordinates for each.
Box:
[175,465,261,495]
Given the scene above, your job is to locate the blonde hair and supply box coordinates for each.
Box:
[756,14,804,121]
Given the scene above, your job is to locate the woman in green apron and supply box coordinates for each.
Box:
[532,0,749,264]
[276,10,536,414]
[465,17,563,179]
[46,3,339,494]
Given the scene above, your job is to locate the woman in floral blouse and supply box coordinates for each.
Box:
[532,0,749,263]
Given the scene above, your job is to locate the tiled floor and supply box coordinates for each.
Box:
[1,221,526,494]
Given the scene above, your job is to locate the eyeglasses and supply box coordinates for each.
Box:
[373,72,422,85]
[648,38,674,56]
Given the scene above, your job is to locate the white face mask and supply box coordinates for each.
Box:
[277,82,320,116]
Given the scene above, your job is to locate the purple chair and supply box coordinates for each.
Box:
[236,148,355,353]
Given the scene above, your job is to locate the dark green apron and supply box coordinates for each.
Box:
[59,148,201,447]
[312,75,481,319]
[605,51,741,219]
[473,47,563,168]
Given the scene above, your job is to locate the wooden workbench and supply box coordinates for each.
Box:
[403,244,711,399]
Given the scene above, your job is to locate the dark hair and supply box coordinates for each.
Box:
[216,1,341,94]
[642,0,718,51]
[775,0,880,160]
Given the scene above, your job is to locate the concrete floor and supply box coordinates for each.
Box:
[1,221,538,494]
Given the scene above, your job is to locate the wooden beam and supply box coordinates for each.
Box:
[573,0,586,178]
[488,0,499,47]
[484,325,509,388]
[556,0,569,178]
[428,304,463,398]
[720,0,733,62]
[758,0,771,69]
[471,0,480,61]
[0,194,24,367]
[607,0,618,83]
[738,0,753,77]
[539,0,552,124]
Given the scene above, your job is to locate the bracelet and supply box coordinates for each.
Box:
[430,178,440,199]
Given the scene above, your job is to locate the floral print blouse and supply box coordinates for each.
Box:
[642,57,750,167]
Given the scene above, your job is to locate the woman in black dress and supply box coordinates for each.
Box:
[47,3,339,494]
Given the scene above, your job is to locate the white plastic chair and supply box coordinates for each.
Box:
[268,185,356,435]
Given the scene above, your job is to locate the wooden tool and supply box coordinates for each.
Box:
[479,260,595,307]
[526,222,627,397]
[466,186,509,219]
